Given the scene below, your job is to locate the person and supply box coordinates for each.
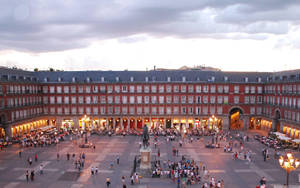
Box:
[30,170,35,181]
[117,156,120,165]
[57,153,60,161]
[131,175,134,185]
[19,150,22,158]
[177,178,181,188]
[158,148,160,158]
[110,162,113,169]
[91,167,94,175]
[40,164,43,175]
[121,176,125,185]
[260,177,266,186]
[35,153,38,162]
[95,166,98,174]
[28,157,32,165]
[106,177,111,187]
[26,170,29,182]
[67,153,70,160]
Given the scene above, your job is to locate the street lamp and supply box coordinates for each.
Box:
[279,153,300,186]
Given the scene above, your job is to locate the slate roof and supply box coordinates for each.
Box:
[1,66,300,84]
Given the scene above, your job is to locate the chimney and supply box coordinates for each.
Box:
[154,65,156,71]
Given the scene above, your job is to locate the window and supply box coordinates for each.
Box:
[217,86,223,93]
[166,107,171,115]
[174,96,179,104]
[250,86,255,94]
[50,96,55,104]
[196,85,201,93]
[250,96,256,104]
[122,107,128,114]
[181,96,186,104]
[196,96,201,104]
[85,86,91,93]
[159,107,164,115]
[181,107,186,114]
[250,107,255,115]
[174,107,179,115]
[64,86,69,93]
[57,86,62,93]
[151,107,157,115]
[71,86,76,93]
[257,86,262,94]
[50,86,55,93]
[93,86,98,93]
[188,107,193,114]
[203,96,208,104]
[71,96,76,104]
[151,85,157,93]
[122,96,127,104]
[245,86,249,94]
[130,85,135,93]
[43,86,48,93]
[224,86,229,93]
[78,96,84,104]
[72,107,77,114]
[159,85,164,93]
[181,85,186,93]
[108,96,113,104]
[166,85,172,93]
[234,86,239,94]
[115,107,120,114]
[203,107,208,115]
[137,85,142,93]
[100,107,105,115]
[129,96,135,104]
[99,86,105,93]
[115,96,120,104]
[137,96,142,104]
[188,96,193,104]
[234,96,239,104]
[101,96,106,104]
[188,85,194,93]
[115,85,120,93]
[78,86,83,93]
[166,96,172,104]
[217,96,223,104]
[43,96,48,104]
[210,96,216,104]
[203,85,209,93]
[122,85,127,93]
[144,107,149,114]
[210,86,216,93]
[217,107,223,115]
[86,96,91,104]
[144,96,149,104]
[151,96,157,104]
[244,96,249,104]
[174,85,179,93]
[144,85,149,93]
[93,96,98,104]
[159,96,164,104]
[93,107,98,115]
[137,107,142,115]
[57,96,62,104]
[64,107,70,115]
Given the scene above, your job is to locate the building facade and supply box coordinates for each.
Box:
[1,67,300,138]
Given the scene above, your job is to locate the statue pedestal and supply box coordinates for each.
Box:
[140,147,151,170]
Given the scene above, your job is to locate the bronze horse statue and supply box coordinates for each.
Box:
[142,124,149,149]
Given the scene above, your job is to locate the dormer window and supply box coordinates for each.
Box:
[130,76,134,82]
[211,76,215,82]
[145,77,149,82]
[257,77,262,83]
[58,77,62,82]
[44,77,48,82]
[182,76,186,82]
[72,77,76,83]
[101,77,105,82]
[167,76,171,82]
[224,76,228,82]
[116,77,119,82]
[245,77,248,83]
[86,77,90,83]
[152,76,156,82]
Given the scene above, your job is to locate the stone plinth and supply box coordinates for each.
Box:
[140,147,151,169]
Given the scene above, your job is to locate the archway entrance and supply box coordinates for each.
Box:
[229,108,243,130]
[275,110,281,132]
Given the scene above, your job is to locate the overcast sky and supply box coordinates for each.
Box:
[0,0,300,72]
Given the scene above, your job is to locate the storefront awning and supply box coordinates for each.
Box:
[292,139,300,144]
[278,135,291,141]
[272,132,286,137]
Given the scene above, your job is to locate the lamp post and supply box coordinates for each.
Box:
[279,153,300,186]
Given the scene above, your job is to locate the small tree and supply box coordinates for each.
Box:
[49,68,54,72]
[34,68,39,72]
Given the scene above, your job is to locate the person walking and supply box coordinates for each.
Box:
[35,153,38,162]
[30,170,35,181]
[95,166,98,174]
[117,156,120,165]
[106,177,111,187]
[91,167,94,175]
[39,164,43,175]
[57,153,60,161]
[67,152,70,160]
[25,170,29,182]
[19,150,22,158]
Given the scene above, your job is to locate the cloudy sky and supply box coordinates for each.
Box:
[0,0,300,72]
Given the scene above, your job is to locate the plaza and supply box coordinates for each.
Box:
[1,132,300,188]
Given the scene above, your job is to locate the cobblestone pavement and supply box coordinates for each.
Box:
[0,133,300,188]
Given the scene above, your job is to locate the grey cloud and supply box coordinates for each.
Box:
[0,0,299,52]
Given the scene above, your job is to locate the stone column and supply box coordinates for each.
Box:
[74,116,79,130]
[134,119,137,130]
[121,118,124,130]
[56,117,63,129]
[243,116,250,131]
[113,118,116,130]
[222,116,230,131]
[5,125,12,138]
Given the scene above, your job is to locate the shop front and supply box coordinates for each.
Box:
[0,127,5,138]
[283,125,300,139]
[62,119,74,130]
[10,119,48,137]
[79,115,91,131]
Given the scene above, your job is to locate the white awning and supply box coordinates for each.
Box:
[272,132,286,137]
[292,139,300,143]
[278,135,291,141]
